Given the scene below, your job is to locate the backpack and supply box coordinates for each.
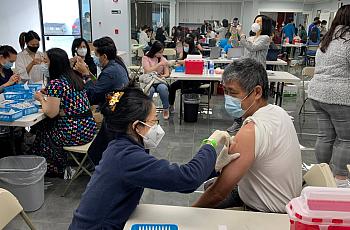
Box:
[266,42,279,61]
[309,26,319,43]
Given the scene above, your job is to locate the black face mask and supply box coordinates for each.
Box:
[27,46,39,53]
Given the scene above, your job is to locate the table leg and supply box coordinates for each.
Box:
[274,82,281,105]
[179,81,183,125]
[279,82,285,107]
[10,127,16,155]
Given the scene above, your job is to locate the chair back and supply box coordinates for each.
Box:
[302,67,315,78]
[163,48,177,57]
[0,188,23,229]
[303,163,337,187]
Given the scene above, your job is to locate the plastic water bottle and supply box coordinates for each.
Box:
[208,61,214,75]
[221,49,226,58]
[203,61,208,74]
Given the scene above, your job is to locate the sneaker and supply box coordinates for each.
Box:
[335,178,350,188]
[163,109,170,120]
[227,119,243,134]
[169,105,175,114]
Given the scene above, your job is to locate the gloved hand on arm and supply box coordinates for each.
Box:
[215,135,240,172]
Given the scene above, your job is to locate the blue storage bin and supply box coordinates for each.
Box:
[0,100,16,108]
[4,92,34,100]
[0,108,23,122]
[11,104,39,116]
[175,66,185,72]
[131,224,178,230]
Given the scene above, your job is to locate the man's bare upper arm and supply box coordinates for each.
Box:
[211,122,256,196]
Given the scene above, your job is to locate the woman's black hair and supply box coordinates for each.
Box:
[183,37,196,56]
[254,15,272,36]
[93,36,129,77]
[71,38,92,58]
[320,5,350,53]
[156,28,164,37]
[46,48,84,91]
[146,41,164,58]
[222,19,229,28]
[141,25,149,31]
[19,30,40,50]
[102,87,154,134]
[0,45,17,58]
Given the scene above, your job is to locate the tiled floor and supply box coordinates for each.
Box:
[5,65,320,230]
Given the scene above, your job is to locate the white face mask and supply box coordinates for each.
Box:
[138,121,165,149]
[251,23,261,33]
[77,48,88,57]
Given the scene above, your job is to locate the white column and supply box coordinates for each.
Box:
[91,0,131,65]
[170,0,176,30]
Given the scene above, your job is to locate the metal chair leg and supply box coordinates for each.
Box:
[20,211,36,230]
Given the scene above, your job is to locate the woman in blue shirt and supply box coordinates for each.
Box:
[0,45,20,93]
[69,87,239,230]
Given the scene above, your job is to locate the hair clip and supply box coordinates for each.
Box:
[108,92,124,111]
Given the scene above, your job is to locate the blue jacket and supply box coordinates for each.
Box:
[219,38,229,48]
[283,23,295,41]
[86,60,129,105]
[69,134,217,230]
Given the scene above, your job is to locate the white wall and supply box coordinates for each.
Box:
[242,1,254,35]
[0,0,41,52]
[91,0,131,65]
[255,0,304,13]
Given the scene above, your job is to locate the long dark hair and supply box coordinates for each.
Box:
[320,5,350,53]
[71,38,92,58]
[183,37,197,59]
[146,41,164,58]
[19,31,40,50]
[102,87,154,134]
[46,48,84,91]
[254,15,272,36]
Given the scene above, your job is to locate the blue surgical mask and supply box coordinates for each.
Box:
[3,62,13,69]
[93,55,100,67]
[183,47,189,53]
[224,91,254,118]
[40,63,50,78]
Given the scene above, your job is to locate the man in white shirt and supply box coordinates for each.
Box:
[194,58,302,213]
[139,25,151,52]
[206,26,216,39]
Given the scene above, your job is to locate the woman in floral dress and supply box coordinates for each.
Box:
[31,48,97,178]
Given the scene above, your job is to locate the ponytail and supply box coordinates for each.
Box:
[19,32,27,50]
[18,30,41,51]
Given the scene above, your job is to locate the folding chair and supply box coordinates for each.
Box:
[305,45,318,66]
[303,163,337,187]
[61,139,95,197]
[163,48,177,60]
[299,67,315,116]
[0,188,36,230]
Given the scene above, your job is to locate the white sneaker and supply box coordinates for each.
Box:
[335,178,350,188]
[169,105,175,114]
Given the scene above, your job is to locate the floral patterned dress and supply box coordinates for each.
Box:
[31,76,97,178]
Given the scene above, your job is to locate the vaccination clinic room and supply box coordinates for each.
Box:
[1,0,350,229]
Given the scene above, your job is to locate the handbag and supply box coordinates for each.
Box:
[139,72,168,95]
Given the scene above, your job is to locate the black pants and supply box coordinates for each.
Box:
[88,119,115,166]
[169,80,202,106]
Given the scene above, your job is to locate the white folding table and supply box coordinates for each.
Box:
[169,70,300,124]
[123,204,290,230]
